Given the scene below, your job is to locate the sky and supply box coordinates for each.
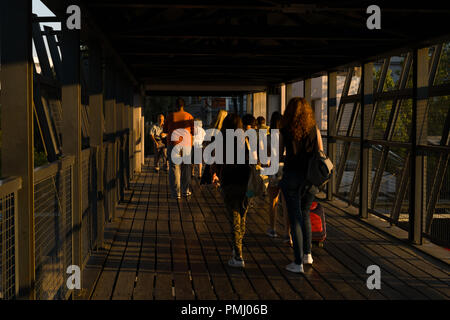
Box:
[32,0,60,65]
[33,0,60,30]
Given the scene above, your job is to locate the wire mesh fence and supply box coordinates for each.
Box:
[0,179,20,300]
[81,148,99,267]
[34,160,73,300]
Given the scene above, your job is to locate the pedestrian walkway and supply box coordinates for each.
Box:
[84,160,450,300]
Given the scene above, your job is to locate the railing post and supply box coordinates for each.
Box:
[125,88,132,185]
[61,0,82,297]
[133,108,142,173]
[141,115,145,168]
[116,77,126,201]
[129,102,135,180]
[360,62,374,219]
[0,0,35,299]
[410,48,428,245]
[88,41,105,249]
[327,72,337,201]
[121,84,129,190]
[104,62,117,221]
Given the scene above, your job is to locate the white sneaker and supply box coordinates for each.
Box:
[285,262,304,273]
[303,254,313,265]
[228,257,245,268]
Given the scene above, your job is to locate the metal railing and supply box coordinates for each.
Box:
[81,148,98,267]
[0,177,22,300]
[325,42,450,246]
[34,156,74,300]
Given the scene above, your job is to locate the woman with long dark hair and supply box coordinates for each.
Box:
[213,113,251,267]
[266,112,289,243]
[280,98,324,273]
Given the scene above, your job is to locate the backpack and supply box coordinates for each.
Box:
[289,127,333,187]
[306,149,334,187]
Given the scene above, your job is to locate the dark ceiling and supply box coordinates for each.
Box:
[44,0,450,92]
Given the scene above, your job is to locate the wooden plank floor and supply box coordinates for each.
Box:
[89,162,450,300]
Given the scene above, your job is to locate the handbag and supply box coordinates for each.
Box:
[246,165,268,198]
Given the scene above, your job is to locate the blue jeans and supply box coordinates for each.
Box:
[167,145,192,196]
[280,169,315,264]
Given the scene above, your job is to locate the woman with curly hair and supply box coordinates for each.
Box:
[280,97,324,273]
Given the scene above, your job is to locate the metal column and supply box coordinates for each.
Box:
[0,0,35,299]
[104,62,118,221]
[88,42,105,249]
[304,78,312,104]
[61,0,82,296]
[410,48,428,244]
[360,63,374,219]
[327,72,337,201]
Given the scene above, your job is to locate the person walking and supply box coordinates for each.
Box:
[212,114,251,268]
[192,119,206,178]
[201,110,227,185]
[150,114,168,172]
[163,98,194,199]
[265,112,290,244]
[256,116,269,131]
[279,97,324,273]
[242,114,256,131]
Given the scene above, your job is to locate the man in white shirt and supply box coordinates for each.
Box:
[150,114,168,171]
[192,119,206,178]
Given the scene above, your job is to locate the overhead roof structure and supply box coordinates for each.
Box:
[42,0,450,94]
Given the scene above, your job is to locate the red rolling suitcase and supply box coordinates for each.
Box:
[309,202,326,247]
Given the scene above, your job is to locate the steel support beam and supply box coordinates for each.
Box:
[61,1,82,296]
[0,0,35,299]
[116,76,126,202]
[410,48,428,245]
[304,78,312,104]
[133,107,142,174]
[286,83,293,106]
[128,103,135,179]
[360,62,374,218]
[327,72,337,201]
[104,62,118,221]
[88,42,105,249]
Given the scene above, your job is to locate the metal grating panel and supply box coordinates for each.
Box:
[34,165,72,300]
[81,148,98,266]
[81,150,90,265]
[0,193,16,300]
